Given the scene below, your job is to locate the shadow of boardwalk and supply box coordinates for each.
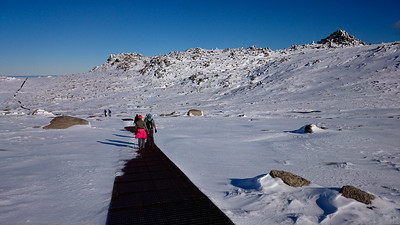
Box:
[107,144,234,225]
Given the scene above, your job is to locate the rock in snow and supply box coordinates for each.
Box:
[289,124,324,134]
[340,185,375,205]
[269,170,311,187]
[31,108,55,117]
[187,109,203,116]
[43,116,89,129]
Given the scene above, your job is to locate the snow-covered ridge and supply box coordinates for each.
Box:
[93,30,369,76]
[1,30,399,117]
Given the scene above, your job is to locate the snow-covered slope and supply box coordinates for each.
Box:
[0,31,399,224]
[2,31,398,119]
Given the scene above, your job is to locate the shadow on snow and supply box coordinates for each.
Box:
[97,139,137,148]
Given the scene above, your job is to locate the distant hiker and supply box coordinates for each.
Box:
[108,109,112,117]
[144,114,157,146]
[135,115,148,150]
[104,109,107,117]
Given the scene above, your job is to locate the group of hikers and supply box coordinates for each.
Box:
[104,109,112,117]
[134,114,157,150]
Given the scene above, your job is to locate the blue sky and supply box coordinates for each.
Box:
[1,0,399,76]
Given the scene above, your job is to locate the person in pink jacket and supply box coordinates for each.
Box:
[135,115,148,150]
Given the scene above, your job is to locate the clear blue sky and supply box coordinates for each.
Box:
[1,0,399,76]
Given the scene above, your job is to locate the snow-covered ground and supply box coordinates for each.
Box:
[1,32,399,224]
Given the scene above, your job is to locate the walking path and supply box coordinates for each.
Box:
[107,143,234,225]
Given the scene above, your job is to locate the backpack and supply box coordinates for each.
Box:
[145,118,154,129]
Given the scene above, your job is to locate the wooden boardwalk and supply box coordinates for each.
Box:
[107,144,234,225]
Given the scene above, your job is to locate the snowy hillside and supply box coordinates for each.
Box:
[0,31,399,224]
[1,31,398,118]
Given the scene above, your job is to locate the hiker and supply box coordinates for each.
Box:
[104,109,107,117]
[135,115,148,150]
[144,114,157,146]
[108,109,112,117]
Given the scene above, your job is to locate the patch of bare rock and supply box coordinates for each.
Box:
[269,170,311,187]
[187,109,203,116]
[43,116,89,129]
[340,185,375,205]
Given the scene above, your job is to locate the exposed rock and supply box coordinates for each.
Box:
[304,124,313,133]
[107,54,116,62]
[340,185,375,205]
[160,111,177,117]
[247,45,257,51]
[31,109,55,116]
[116,62,131,71]
[43,116,89,129]
[318,30,369,47]
[187,109,203,116]
[269,170,310,187]
[289,124,323,134]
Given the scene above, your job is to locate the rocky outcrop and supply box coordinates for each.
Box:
[269,170,310,187]
[340,185,375,204]
[318,30,369,47]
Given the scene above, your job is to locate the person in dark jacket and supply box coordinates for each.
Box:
[134,114,139,124]
[144,114,157,146]
[135,115,148,150]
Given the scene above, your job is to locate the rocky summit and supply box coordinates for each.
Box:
[318,30,369,47]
